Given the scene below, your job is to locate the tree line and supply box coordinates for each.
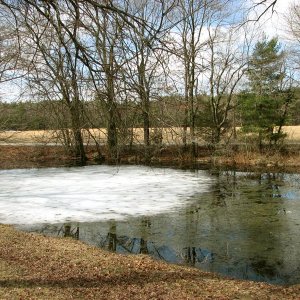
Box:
[0,0,299,164]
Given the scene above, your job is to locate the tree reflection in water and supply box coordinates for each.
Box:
[183,247,214,266]
[53,220,214,269]
[22,171,300,285]
[101,218,151,255]
[58,223,79,239]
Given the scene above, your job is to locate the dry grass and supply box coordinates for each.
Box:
[1,126,300,146]
[281,126,300,141]
[1,129,183,146]
[0,224,299,300]
[207,148,300,173]
[0,128,186,145]
[0,145,75,169]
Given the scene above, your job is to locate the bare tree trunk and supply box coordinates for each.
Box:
[105,47,119,161]
[178,0,208,158]
[138,50,151,160]
[107,101,118,160]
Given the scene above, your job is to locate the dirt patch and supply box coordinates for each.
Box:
[0,224,299,299]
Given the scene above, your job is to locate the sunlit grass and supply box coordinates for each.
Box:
[1,126,300,145]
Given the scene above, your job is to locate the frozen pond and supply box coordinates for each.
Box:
[0,165,212,224]
[1,165,300,285]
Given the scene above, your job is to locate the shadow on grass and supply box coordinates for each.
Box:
[0,269,216,289]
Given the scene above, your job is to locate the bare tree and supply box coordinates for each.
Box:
[240,0,279,23]
[285,3,300,74]
[75,1,127,161]
[1,0,278,160]
[120,0,174,158]
[251,0,278,21]
[206,24,250,144]
[0,6,22,85]
[173,0,237,155]
[12,1,88,164]
[173,0,212,155]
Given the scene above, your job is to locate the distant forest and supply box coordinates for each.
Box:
[1,92,300,132]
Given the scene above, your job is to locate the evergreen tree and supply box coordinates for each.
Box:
[248,36,284,94]
[239,36,290,150]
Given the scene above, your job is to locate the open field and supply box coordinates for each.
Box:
[1,126,300,145]
[0,128,186,145]
[280,126,300,141]
[0,127,201,145]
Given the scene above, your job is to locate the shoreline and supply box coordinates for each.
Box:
[0,224,299,299]
[0,144,300,174]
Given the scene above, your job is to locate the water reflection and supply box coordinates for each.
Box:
[18,171,300,285]
[59,223,79,238]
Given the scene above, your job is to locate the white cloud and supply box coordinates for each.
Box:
[0,80,21,102]
[251,0,295,41]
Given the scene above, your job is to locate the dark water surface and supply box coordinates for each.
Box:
[11,168,300,285]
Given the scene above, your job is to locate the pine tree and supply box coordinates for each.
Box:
[248,36,284,95]
[239,36,289,150]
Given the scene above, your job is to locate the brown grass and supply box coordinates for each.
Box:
[1,126,300,145]
[0,224,299,299]
[0,145,75,169]
[209,150,300,173]
[1,142,300,173]
[281,126,300,141]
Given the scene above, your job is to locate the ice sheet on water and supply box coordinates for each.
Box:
[0,165,212,224]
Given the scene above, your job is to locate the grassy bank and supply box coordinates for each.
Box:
[0,225,299,299]
[1,143,300,173]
